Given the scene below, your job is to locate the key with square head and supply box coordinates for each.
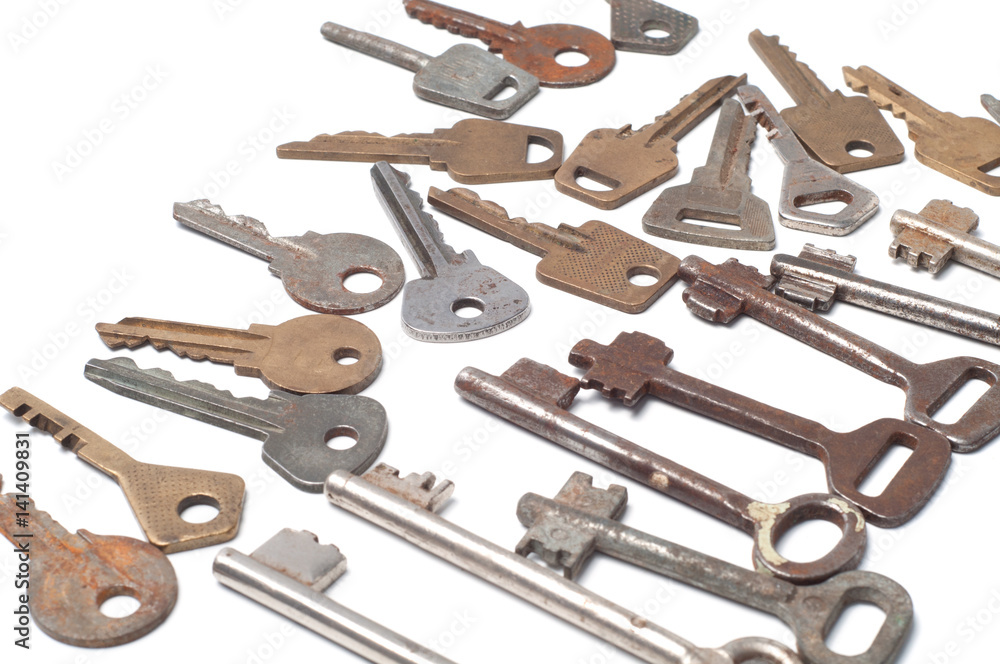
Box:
[427,187,680,313]
[95,314,382,395]
[319,22,538,119]
[890,199,1000,278]
[603,0,698,55]
[555,74,746,209]
[748,30,904,173]
[84,357,388,493]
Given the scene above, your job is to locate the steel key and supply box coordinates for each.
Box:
[889,199,1000,279]
[983,94,1000,124]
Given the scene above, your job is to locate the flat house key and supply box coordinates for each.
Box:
[678,256,1000,453]
[427,187,680,313]
[748,30,904,173]
[603,0,699,55]
[84,358,388,493]
[0,388,245,553]
[737,85,879,235]
[403,0,616,88]
[889,199,1000,279]
[555,74,747,210]
[96,314,382,395]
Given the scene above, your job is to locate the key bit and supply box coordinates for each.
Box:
[0,389,245,553]
[603,0,698,55]
[427,187,680,313]
[889,199,1000,278]
[643,98,774,250]
[359,464,455,513]
[983,94,1000,124]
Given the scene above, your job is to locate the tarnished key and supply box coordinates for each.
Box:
[889,199,1000,278]
[174,200,405,315]
[0,388,245,553]
[603,0,699,55]
[84,358,388,493]
[844,66,1000,195]
[983,94,1000,124]
[749,30,904,173]
[371,163,530,342]
[319,22,538,119]
[277,119,564,184]
[404,0,615,88]
[427,187,680,313]
[95,314,382,395]
[555,74,746,209]
[642,98,774,250]
[738,84,879,235]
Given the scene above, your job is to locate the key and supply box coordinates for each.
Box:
[319,22,538,119]
[983,94,1000,123]
[427,187,680,313]
[84,357,388,493]
[642,98,774,250]
[555,74,746,209]
[518,473,912,664]
[174,200,405,315]
[326,465,803,664]
[677,256,1000,453]
[604,0,698,55]
[370,162,530,342]
[889,199,1000,278]
[403,0,615,88]
[95,313,382,395]
[748,30,904,173]
[738,84,880,235]
[0,388,245,553]
[844,66,1000,195]
[277,119,564,185]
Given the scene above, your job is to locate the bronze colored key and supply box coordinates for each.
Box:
[95,314,382,395]
[844,65,1000,195]
[749,30,903,173]
[277,119,563,184]
[403,0,616,88]
[427,187,680,313]
[554,74,747,209]
[0,388,245,554]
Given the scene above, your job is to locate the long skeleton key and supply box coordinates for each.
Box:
[843,66,1000,195]
[678,256,1000,453]
[983,94,1000,124]
[403,0,615,88]
[0,388,245,553]
[518,473,913,664]
[174,200,404,315]
[371,162,530,342]
[889,199,1000,278]
[643,98,774,250]
[427,186,680,313]
[748,30,904,173]
[95,314,382,395]
[603,0,699,55]
[277,119,564,184]
[84,358,388,493]
[737,85,879,235]
[555,74,746,209]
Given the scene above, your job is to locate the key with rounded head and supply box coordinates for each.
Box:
[889,199,1000,278]
[603,0,698,55]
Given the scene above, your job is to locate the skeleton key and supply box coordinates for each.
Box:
[843,66,1000,195]
[84,358,388,493]
[555,74,746,209]
[643,98,774,250]
[277,119,564,184]
[427,186,680,313]
[603,0,699,55]
[95,314,382,395]
[748,30,904,173]
[403,0,615,88]
[983,94,1000,124]
[889,199,1000,278]
[0,388,245,553]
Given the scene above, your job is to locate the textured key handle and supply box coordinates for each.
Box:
[605,0,699,55]
[321,22,430,72]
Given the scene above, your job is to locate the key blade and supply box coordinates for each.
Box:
[96,317,267,363]
[749,29,835,105]
[249,529,347,591]
[173,200,280,261]
[606,0,698,55]
[418,44,539,119]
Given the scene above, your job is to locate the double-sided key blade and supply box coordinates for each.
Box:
[890,199,1000,278]
[604,0,698,55]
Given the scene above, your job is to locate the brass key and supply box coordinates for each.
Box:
[95,314,382,395]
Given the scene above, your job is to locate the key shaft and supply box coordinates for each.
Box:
[749,29,833,105]
[890,200,1000,277]
[322,22,430,71]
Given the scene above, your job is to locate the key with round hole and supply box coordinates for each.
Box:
[889,199,1000,279]
[0,388,245,553]
[518,473,912,664]
[84,357,388,493]
[603,0,698,55]
[427,186,680,313]
[95,314,382,395]
[679,256,1000,453]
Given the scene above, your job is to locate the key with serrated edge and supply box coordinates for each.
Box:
[890,199,1000,278]
[604,0,698,55]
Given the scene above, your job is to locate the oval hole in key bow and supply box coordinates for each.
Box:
[325,426,359,451]
[641,20,672,39]
[846,140,876,158]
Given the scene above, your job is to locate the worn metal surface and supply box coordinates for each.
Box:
[96,314,382,395]
[0,388,245,553]
[84,358,388,493]
[890,199,1000,278]
[371,163,530,342]
[983,94,1000,123]
[326,465,802,664]
[603,0,698,54]
[678,256,1000,453]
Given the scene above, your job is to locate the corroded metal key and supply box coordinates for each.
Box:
[603,0,699,55]
[427,187,680,313]
[889,199,1000,278]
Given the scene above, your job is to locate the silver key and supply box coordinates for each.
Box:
[890,199,1000,278]
[370,162,530,342]
[84,357,388,493]
[983,94,1000,123]
[604,0,698,55]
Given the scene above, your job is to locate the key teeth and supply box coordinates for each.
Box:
[448,188,523,224]
[570,333,673,406]
[86,357,253,405]
[377,164,467,263]
[774,273,836,311]
[175,199,271,238]
[556,472,628,519]
[798,244,858,272]
[362,464,455,512]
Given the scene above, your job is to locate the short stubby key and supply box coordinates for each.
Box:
[85,358,388,493]
[889,199,1000,279]
[603,0,699,55]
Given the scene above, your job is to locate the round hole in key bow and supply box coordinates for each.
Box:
[334,347,361,365]
[343,271,384,294]
[627,266,661,287]
[452,297,485,318]
[178,495,221,524]
[846,140,876,158]
[98,586,142,618]
[555,49,590,67]
[641,20,672,39]
[325,426,359,451]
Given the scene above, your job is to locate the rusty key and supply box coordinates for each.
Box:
[890,199,1000,279]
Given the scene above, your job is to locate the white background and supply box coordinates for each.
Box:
[1,0,999,662]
